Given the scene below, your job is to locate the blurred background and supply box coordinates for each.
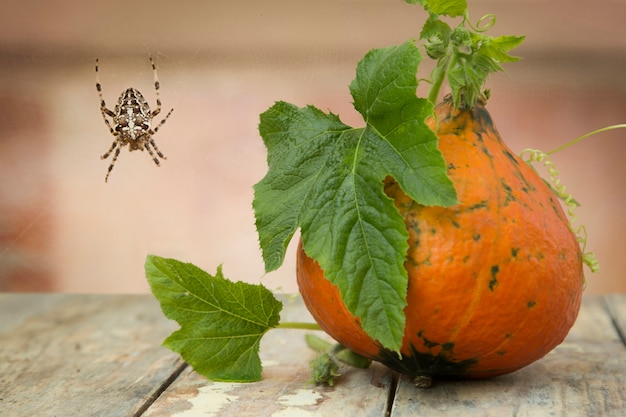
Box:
[0,0,624,294]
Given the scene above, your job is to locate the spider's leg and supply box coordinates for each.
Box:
[100,109,117,135]
[152,108,174,134]
[95,59,116,118]
[104,146,122,183]
[101,140,119,160]
[148,137,167,160]
[144,140,163,166]
[150,56,162,117]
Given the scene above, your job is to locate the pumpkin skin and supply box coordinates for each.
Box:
[296,99,584,380]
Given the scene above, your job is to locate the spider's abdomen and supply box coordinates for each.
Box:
[114,88,152,144]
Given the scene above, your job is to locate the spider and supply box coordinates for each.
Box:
[95,57,174,182]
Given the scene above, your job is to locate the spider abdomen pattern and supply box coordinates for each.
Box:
[114,88,153,148]
[96,57,173,182]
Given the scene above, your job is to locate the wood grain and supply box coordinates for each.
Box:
[0,294,624,416]
[605,294,626,344]
[0,294,183,417]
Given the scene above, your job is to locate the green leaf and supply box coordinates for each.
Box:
[309,353,341,386]
[479,34,525,64]
[254,41,457,352]
[145,255,282,382]
[420,15,452,59]
[414,0,467,17]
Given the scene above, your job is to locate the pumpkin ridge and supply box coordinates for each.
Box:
[481,303,533,361]
[442,106,506,347]
[456,111,543,364]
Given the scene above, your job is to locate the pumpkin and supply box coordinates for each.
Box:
[296,98,584,381]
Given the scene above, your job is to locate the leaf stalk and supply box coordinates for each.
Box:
[275,321,323,331]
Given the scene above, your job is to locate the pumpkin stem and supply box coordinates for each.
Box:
[421,10,523,109]
[427,51,456,105]
[521,149,599,274]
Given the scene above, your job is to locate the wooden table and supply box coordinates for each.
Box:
[1,294,624,416]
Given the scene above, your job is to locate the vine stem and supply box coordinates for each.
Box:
[547,124,626,155]
[427,52,457,105]
[275,321,323,331]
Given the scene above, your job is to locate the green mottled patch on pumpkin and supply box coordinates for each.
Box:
[512,166,538,195]
[474,132,493,160]
[489,265,500,291]
[408,221,422,248]
[501,179,516,206]
[376,339,478,379]
[527,300,537,308]
[467,201,489,211]
[548,195,563,218]
[503,149,520,166]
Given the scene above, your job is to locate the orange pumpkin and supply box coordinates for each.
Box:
[296,98,584,380]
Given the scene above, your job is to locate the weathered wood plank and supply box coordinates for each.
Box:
[0,293,71,334]
[0,294,183,417]
[390,342,626,417]
[143,295,395,417]
[2,294,623,416]
[604,294,626,346]
[566,294,623,343]
[389,295,626,416]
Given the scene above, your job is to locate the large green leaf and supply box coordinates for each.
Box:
[145,255,282,382]
[254,41,456,352]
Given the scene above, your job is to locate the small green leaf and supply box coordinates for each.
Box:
[479,34,525,64]
[420,15,452,59]
[415,0,467,17]
[145,255,282,382]
[254,41,456,353]
[309,353,341,386]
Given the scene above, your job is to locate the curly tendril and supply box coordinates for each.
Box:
[522,123,626,276]
[464,12,496,33]
[521,149,599,275]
